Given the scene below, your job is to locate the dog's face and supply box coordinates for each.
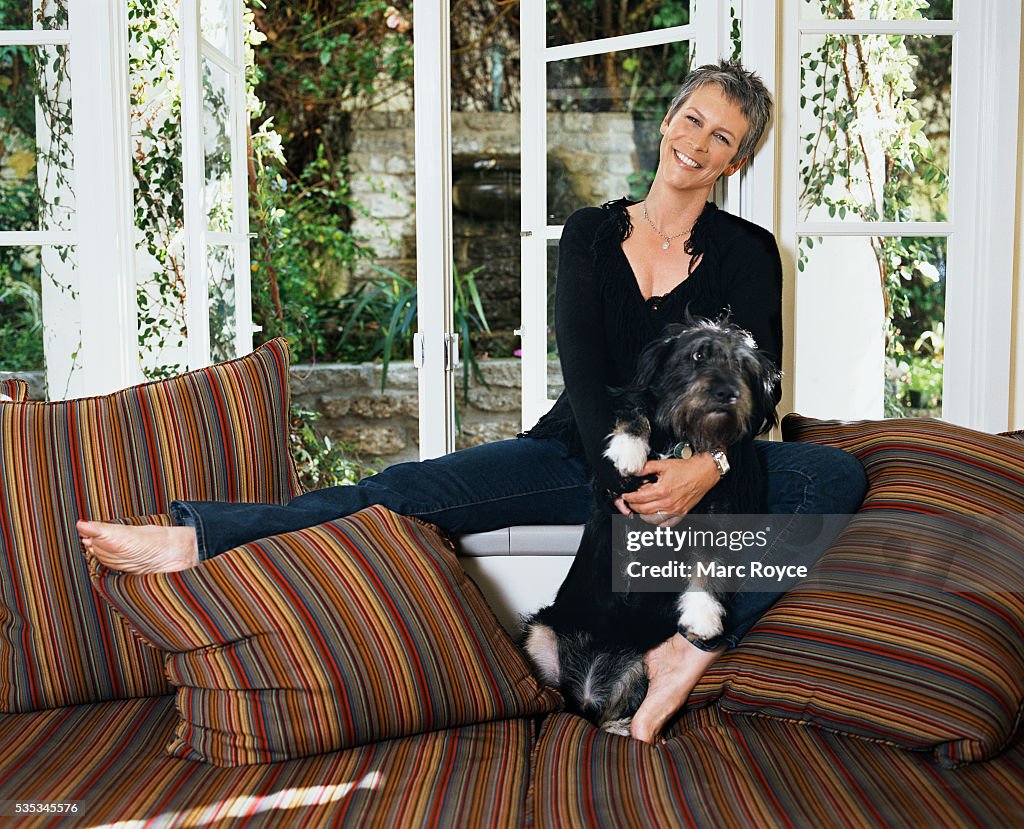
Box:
[633,319,780,451]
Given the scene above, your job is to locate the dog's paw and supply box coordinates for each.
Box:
[677,591,725,640]
[601,717,633,738]
[603,432,650,476]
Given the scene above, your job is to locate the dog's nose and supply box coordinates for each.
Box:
[712,384,739,405]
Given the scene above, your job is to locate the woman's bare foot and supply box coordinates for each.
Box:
[630,633,724,744]
[76,520,200,574]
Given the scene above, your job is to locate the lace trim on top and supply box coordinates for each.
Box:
[596,197,717,277]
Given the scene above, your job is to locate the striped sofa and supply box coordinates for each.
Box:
[1,341,1023,827]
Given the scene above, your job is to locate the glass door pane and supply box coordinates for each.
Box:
[547,40,691,223]
[129,2,187,377]
[0,43,74,233]
[0,244,74,379]
[0,18,74,379]
[547,0,691,47]
[0,1,67,29]
[799,33,951,223]
[202,57,233,232]
[800,0,953,21]
[797,234,946,417]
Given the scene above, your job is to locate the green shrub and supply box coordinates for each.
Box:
[289,405,379,490]
[0,264,44,371]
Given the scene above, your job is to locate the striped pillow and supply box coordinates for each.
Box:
[709,415,1024,767]
[0,340,300,712]
[0,379,28,402]
[88,505,562,766]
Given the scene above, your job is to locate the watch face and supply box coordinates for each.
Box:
[713,451,730,476]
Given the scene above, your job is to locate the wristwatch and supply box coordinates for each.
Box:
[710,449,730,478]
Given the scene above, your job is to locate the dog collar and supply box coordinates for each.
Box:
[670,441,694,459]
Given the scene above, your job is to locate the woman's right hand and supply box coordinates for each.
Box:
[613,455,720,525]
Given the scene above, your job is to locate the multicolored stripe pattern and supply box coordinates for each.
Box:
[0,379,28,402]
[0,339,300,713]
[0,695,534,828]
[530,708,1024,828]
[89,505,562,766]
[701,415,1024,767]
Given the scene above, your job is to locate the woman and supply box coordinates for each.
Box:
[79,60,866,744]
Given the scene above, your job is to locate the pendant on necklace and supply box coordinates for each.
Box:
[661,240,670,250]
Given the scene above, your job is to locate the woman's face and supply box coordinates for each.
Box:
[657,84,751,193]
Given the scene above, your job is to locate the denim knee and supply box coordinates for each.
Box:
[761,441,867,515]
[812,445,868,514]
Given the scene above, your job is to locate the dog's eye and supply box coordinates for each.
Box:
[691,351,703,362]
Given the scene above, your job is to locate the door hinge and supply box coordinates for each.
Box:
[414,333,460,371]
[445,333,461,371]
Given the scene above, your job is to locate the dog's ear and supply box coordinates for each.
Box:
[747,349,782,434]
[630,327,682,390]
[523,621,561,686]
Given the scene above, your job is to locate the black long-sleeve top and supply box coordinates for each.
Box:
[523,197,783,493]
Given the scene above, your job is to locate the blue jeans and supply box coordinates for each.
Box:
[171,437,866,648]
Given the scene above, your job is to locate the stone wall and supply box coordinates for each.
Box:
[290,358,565,466]
[347,110,638,278]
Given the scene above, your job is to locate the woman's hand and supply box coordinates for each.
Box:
[613,455,720,523]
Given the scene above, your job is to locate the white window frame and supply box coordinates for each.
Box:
[0,0,256,399]
[0,2,140,399]
[778,1,1022,432]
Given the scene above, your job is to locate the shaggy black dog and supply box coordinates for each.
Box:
[523,318,780,734]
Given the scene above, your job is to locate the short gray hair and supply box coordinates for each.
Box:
[666,60,773,163]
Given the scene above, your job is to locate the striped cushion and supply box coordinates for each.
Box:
[0,696,535,827]
[0,340,300,712]
[88,505,561,766]
[706,415,1024,767]
[0,379,28,402]
[530,708,1024,828]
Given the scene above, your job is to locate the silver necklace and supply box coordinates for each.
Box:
[642,201,694,251]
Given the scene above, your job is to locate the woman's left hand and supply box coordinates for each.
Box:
[620,455,720,521]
